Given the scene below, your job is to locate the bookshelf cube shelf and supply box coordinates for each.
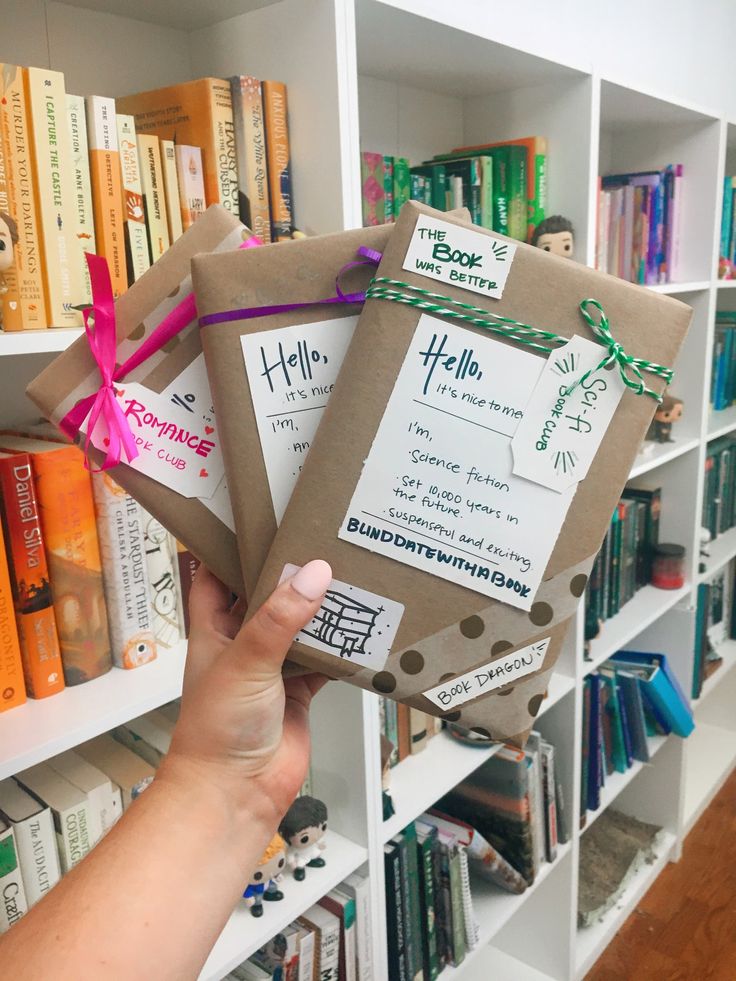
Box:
[1,0,736,977]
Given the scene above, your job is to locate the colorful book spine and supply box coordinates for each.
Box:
[0,820,27,933]
[230,76,271,243]
[262,80,293,240]
[383,155,394,222]
[174,145,206,232]
[0,63,48,332]
[91,473,157,670]
[361,152,385,226]
[116,113,151,283]
[160,139,184,243]
[393,158,411,215]
[65,94,95,305]
[137,134,170,262]
[86,95,128,296]
[141,512,182,650]
[0,453,64,699]
[25,67,86,324]
[0,516,26,713]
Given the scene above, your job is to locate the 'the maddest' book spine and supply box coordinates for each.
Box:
[0,822,28,933]
[0,517,26,712]
[141,511,182,650]
[262,80,293,241]
[116,113,151,283]
[174,145,206,231]
[24,67,86,325]
[160,139,183,243]
[0,64,47,330]
[86,95,128,297]
[0,455,64,699]
[137,134,170,262]
[65,94,95,306]
[230,75,271,243]
[91,473,157,670]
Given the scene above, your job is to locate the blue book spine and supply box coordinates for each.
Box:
[722,176,734,259]
[616,678,634,767]
[587,674,602,810]
[614,651,694,737]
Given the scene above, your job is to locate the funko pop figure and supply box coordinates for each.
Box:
[243,833,286,917]
[646,394,683,443]
[278,796,328,882]
[531,215,575,259]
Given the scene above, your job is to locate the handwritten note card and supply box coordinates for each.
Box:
[338,315,577,611]
[242,317,359,523]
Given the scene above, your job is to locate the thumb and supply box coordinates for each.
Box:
[230,560,332,678]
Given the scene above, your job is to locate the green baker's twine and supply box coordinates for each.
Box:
[365,278,673,402]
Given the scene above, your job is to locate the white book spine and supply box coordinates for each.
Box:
[92,473,157,670]
[175,145,206,230]
[65,93,95,304]
[343,913,357,981]
[344,874,372,981]
[12,808,61,906]
[160,139,183,242]
[137,134,170,260]
[57,800,92,874]
[116,113,151,282]
[0,824,28,932]
[297,929,315,981]
[141,512,182,650]
[320,921,340,981]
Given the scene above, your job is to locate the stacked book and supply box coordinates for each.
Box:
[702,436,736,539]
[693,558,736,698]
[710,311,736,411]
[581,652,694,823]
[380,698,443,768]
[595,165,683,284]
[361,136,547,243]
[0,432,198,716]
[0,65,295,331]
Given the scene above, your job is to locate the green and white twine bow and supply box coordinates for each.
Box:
[365,277,673,402]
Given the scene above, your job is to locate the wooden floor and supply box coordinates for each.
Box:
[587,768,736,980]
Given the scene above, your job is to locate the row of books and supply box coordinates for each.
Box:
[0,66,293,331]
[0,430,199,714]
[584,484,662,633]
[226,865,371,981]
[719,174,736,272]
[380,698,443,768]
[702,435,736,540]
[594,165,683,285]
[710,312,736,411]
[361,136,547,243]
[693,559,735,698]
[581,652,694,822]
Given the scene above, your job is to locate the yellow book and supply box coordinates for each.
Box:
[174,145,206,230]
[86,95,128,297]
[65,94,95,306]
[137,134,170,262]
[160,140,183,243]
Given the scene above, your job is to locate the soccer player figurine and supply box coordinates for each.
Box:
[278,796,328,882]
[531,215,575,259]
[243,834,287,917]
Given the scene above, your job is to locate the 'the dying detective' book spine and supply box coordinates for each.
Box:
[0,821,27,933]
[0,64,47,330]
[137,134,170,263]
[116,113,151,283]
[0,453,64,699]
[262,80,293,240]
[230,75,271,243]
[86,95,128,296]
[91,473,157,670]
[24,67,86,325]
[0,515,26,713]
[65,94,95,305]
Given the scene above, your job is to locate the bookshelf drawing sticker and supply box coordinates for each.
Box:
[280,565,403,669]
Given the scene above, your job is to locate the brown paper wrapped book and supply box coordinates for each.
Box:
[198,202,691,745]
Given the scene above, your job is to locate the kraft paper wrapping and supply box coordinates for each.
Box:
[237,202,692,745]
[26,205,248,594]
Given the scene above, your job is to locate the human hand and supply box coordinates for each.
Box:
[160,561,332,831]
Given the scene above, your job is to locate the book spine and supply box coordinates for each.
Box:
[447,848,466,966]
[262,81,293,239]
[85,95,128,296]
[0,824,28,932]
[160,139,184,242]
[418,836,440,980]
[141,512,182,650]
[491,149,509,235]
[116,113,151,283]
[25,67,86,324]
[0,89,21,332]
[362,152,385,226]
[91,474,157,669]
[175,540,199,637]
[720,175,732,260]
[0,515,25,713]
[587,675,602,810]
[137,134,170,262]
[402,825,424,981]
[0,455,64,699]
[65,94,95,305]
[540,741,558,862]
[534,150,547,231]
[30,447,112,685]
[507,146,527,241]
[11,808,61,906]
[57,800,93,874]
[230,76,270,242]
[393,158,411,214]
[385,844,407,981]
[383,155,395,222]
[174,145,207,232]
[395,834,419,980]
[210,79,238,215]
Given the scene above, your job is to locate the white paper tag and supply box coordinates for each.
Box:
[422,637,550,710]
[403,214,517,299]
[280,564,403,670]
[242,317,358,523]
[511,335,626,492]
[338,314,576,611]
[88,381,225,500]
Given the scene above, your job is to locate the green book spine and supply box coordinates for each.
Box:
[394,833,419,981]
[616,502,629,608]
[534,152,547,228]
[410,173,424,201]
[394,158,411,213]
[418,833,440,981]
[431,165,446,211]
[385,842,408,981]
[608,508,621,617]
[491,148,509,235]
[506,145,527,240]
[479,156,493,229]
[384,155,394,222]
[448,848,466,967]
[624,486,662,581]
[402,823,424,981]
[601,673,628,772]
[581,679,590,824]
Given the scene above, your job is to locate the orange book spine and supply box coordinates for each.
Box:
[262,80,293,241]
[86,96,128,297]
[0,454,64,699]
[0,517,26,712]
[29,446,112,686]
[0,64,47,330]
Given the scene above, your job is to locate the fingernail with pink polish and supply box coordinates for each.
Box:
[291,560,332,601]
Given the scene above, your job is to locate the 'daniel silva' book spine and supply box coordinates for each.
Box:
[91,473,157,670]
[0,65,47,331]
[24,67,86,325]
[116,113,151,283]
[141,511,182,650]
[230,75,271,243]
[0,454,64,699]
[65,94,95,305]
[0,822,28,933]
[85,95,128,296]
[262,80,293,240]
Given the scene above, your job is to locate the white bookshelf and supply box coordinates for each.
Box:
[1,1,736,978]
